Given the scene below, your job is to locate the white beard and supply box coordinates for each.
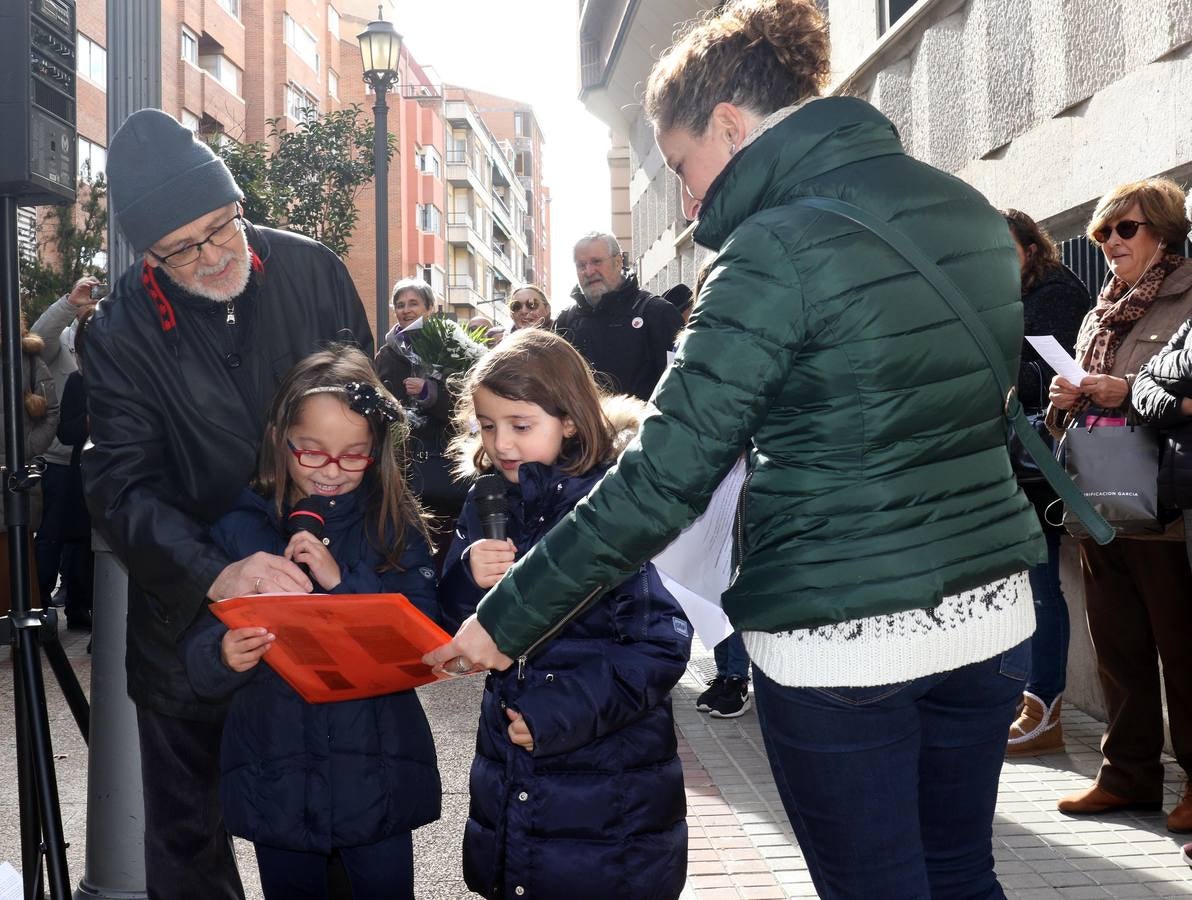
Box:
[185,232,252,303]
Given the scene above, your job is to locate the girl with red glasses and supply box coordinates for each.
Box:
[183,345,441,900]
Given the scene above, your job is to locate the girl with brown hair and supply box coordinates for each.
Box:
[183,345,440,900]
[440,329,691,899]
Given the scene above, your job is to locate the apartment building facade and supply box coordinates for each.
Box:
[48,0,550,336]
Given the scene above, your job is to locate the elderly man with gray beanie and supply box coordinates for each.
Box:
[82,108,372,900]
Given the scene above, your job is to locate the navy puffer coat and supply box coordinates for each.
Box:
[184,487,441,852]
[441,460,692,900]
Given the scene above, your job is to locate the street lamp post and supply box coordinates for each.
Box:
[357,7,403,340]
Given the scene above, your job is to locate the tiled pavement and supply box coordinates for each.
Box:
[674,640,1192,899]
[6,625,1192,898]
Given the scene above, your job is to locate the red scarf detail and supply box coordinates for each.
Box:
[140,249,264,335]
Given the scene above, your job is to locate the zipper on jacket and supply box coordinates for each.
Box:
[731,468,756,575]
[516,584,605,681]
[225,300,236,325]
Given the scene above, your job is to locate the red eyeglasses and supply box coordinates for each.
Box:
[287,440,375,471]
[1092,220,1150,244]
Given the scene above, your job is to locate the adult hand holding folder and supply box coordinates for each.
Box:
[211,591,473,703]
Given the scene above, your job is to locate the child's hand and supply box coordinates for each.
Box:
[506,708,534,753]
[221,626,274,672]
[468,538,517,589]
[285,531,341,590]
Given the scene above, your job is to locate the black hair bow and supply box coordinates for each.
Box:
[344,381,403,425]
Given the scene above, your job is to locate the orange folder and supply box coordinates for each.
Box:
[210,592,453,703]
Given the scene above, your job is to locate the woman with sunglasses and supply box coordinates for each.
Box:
[507,283,552,331]
[1045,177,1192,829]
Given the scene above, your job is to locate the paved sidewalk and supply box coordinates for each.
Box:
[674,641,1192,899]
[6,626,1192,898]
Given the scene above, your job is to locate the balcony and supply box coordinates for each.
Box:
[448,274,486,309]
[491,191,514,232]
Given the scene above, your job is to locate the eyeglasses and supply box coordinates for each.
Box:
[152,210,245,268]
[509,298,544,313]
[1092,220,1150,244]
[575,256,613,272]
[287,440,375,472]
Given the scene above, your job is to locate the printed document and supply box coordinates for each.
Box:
[652,457,747,648]
[1025,335,1088,384]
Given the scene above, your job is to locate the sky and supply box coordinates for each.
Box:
[392,0,614,305]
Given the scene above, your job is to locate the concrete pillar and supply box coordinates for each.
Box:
[75,533,145,900]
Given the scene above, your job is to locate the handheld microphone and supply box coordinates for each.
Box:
[474,473,509,541]
[286,497,327,586]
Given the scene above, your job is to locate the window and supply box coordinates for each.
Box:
[416,146,441,179]
[200,53,242,96]
[215,0,240,18]
[180,109,200,132]
[16,208,37,263]
[880,0,916,33]
[284,14,320,72]
[77,136,106,180]
[180,26,198,64]
[514,112,529,137]
[76,32,106,89]
[286,83,317,121]
[416,204,442,235]
[327,5,340,35]
[327,69,338,100]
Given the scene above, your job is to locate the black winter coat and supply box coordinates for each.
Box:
[440,462,691,900]
[1135,315,1192,509]
[374,328,463,514]
[1017,265,1091,515]
[83,223,372,719]
[555,273,682,400]
[184,487,441,852]
[1018,265,1091,412]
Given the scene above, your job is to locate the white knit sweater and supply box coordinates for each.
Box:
[742,571,1034,688]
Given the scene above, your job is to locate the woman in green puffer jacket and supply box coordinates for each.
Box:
[428,1,1045,894]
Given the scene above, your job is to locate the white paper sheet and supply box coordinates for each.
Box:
[0,862,22,900]
[1025,335,1088,384]
[652,457,746,648]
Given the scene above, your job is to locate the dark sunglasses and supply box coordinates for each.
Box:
[1092,219,1150,244]
[509,298,543,313]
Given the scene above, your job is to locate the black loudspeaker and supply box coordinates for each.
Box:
[0,0,78,206]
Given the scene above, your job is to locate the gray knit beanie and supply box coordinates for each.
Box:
[107,109,243,253]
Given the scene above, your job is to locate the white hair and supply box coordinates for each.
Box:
[573,231,622,258]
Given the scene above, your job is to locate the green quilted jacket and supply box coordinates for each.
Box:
[477,96,1045,659]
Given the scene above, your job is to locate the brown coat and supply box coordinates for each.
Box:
[1107,260,1192,395]
[1083,259,1192,541]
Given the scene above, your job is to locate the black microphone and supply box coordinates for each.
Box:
[286,497,326,586]
[474,473,509,541]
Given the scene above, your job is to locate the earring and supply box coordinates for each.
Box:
[729,142,737,156]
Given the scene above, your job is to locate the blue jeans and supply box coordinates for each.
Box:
[1025,526,1068,705]
[255,831,414,900]
[714,631,750,679]
[752,641,1028,899]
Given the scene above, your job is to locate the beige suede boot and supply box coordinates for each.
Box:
[1006,691,1064,756]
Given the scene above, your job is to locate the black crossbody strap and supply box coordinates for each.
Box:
[791,196,1114,546]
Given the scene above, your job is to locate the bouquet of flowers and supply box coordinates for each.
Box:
[406,315,490,378]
